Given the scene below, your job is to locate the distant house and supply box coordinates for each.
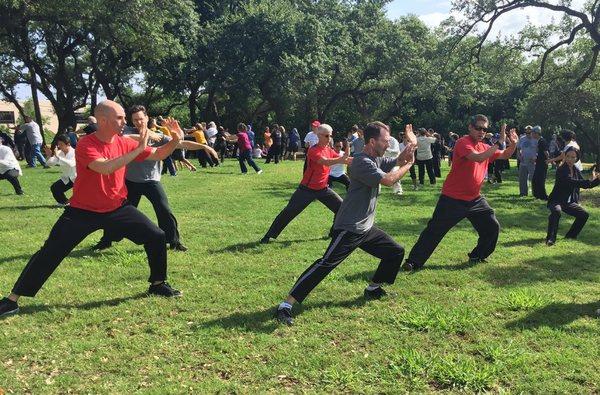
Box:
[0,100,88,133]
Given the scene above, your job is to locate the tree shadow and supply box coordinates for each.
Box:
[506,301,599,331]
[196,296,367,333]
[0,248,132,265]
[13,292,148,316]
[501,237,545,247]
[0,204,61,211]
[482,251,600,287]
[208,237,326,254]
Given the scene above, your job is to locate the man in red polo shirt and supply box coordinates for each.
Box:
[0,100,183,318]
[402,114,518,271]
[260,124,351,244]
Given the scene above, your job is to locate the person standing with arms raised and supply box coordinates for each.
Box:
[260,124,350,244]
[402,115,518,271]
[0,100,183,318]
[275,122,416,325]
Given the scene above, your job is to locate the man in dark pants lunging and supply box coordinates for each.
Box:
[402,115,518,271]
[0,100,183,318]
[275,122,417,325]
[260,124,350,244]
[92,106,212,252]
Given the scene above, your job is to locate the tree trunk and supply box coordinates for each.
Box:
[188,92,198,124]
[56,108,77,134]
[28,70,45,142]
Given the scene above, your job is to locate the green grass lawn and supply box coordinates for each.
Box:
[0,159,598,393]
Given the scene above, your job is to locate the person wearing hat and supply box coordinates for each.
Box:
[531,126,549,200]
[402,115,518,271]
[260,124,350,244]
[517,125,538,196]
[304,121,320,149]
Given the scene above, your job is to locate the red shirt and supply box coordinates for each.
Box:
[441,135,502,201]
[70,134,152,212]
[300,145,338,190]
[237,132,252,152]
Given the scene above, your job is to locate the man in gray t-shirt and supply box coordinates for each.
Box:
[517,127,539,196]
[20,117,48,168]
[275,122,417,325]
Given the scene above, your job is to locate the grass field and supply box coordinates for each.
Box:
[0,158,598,393]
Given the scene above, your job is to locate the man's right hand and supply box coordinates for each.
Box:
[137,127,149,152]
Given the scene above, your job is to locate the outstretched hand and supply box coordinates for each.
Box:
[137,127,149,151]
[507,128,518,145]
[398,143,416,166]
[404,124,417,145]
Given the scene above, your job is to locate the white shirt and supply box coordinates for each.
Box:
[416,135,436,160]
[304,131,319,148]
[329,150,345,177]
[0,145,22,175]
[563,141,582,171]
[47,147,77,184]
[385,136,400,158]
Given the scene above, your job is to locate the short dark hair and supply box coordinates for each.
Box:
[561,130,575,142]
[55,133,70,145]
[363,121,389,144]
[237,122,247,132]
[469,114,489,126]
[129,105,147,116]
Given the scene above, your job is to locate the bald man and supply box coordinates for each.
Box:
[0,101,183,318]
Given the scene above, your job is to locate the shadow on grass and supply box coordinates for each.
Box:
[0,204,61,211]
[0,248,133,265]
[483,251,600,287]
[209,237,326,254]
[501,237,544,247]
[506,301,599,330]
[16,292,148,316]
[197,296,367,333]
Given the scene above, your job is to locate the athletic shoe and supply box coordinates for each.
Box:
[259,236,271,244]
[148,282,182,297]
[257,170,263,174]
[170,242,188,252]
[468,256,488,264]
[91,239,112,251]
[364,286,387,299]
[0,297,19,318]
[16,190,24,195]
[401,261,420,272]
[546,240,555,246]
[275,306,293,326]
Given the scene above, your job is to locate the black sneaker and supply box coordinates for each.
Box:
[148,282,182,298]
[468,256,488,264]
[275,307,293,326]
[16,190,24,195]
[259,236,271,244]
[0,297,19,318]
[170,242,188,252]
[402,261,420,272]
[364,286,387,299]
[91,239,112,251]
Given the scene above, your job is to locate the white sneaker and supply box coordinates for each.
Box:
[257,170,263,174]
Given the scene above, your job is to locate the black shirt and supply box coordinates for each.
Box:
[83,123,98,135]
[548,165,599,205]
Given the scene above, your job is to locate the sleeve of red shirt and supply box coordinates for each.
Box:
[76,138,104,169]
[453,139,472,159]
[490,150,503,161]
[123,137,153,162]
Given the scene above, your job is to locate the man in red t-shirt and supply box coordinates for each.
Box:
[402,114,518,271]
[0,100,184,318]
[260,124,351,244]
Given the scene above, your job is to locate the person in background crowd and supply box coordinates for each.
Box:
[0,139,23,195]
[385,132,403,195]
[205,121,218,147]
[253,143,264,159]
[263,126,273,152]
[431,131,443,178]
[491,127,509,184]
[287,128,301,160]
[0,128,16,152]
[46,134,76,206]
[188,123,216,168]
[328,139,351,191]
[247,125,256,149]
[66,127,78,148]
[399,132,418,191]
[546,147,599,246]
[531,126,549,200]
[280,126,289,160]
[214,126,228,162]
[20,116,49,168]
[13,126,27,161]
[351,126,365,156]
[265,124,282,164]
[237,123,262,175]
[415,128,436,186]
[517,125,538,196]
[547,130,582,171]
[79,116,98,135]
[347,127,358,155]
[150,118,177,177]
[304,121,320,150]
[445,132,458,167]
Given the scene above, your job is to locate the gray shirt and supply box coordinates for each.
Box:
[20,121,43,145]
[125,131,170,183]
[351,138,365,155]
[517,135,538,160]
[334,152,396,234]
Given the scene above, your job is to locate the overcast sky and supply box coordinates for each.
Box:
[13,0,588,100]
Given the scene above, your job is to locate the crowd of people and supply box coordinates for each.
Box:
[0,101,598,324]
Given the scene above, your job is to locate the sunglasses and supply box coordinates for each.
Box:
[472,125,488,132]
[321,134,332,138]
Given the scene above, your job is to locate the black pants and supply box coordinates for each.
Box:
[0,169,23,194]
[162,156,177,176]
[265,185,342,239]
[265,144,281,164]
[198,150,216,167]
[101,180,180,245]
[493,159,507,183]
[409,164,416,180]
[546,202,589,242]
[238,150,261,173]
[416,159,436,185]
[432,155,442,177]
[406,195,500,268]
[12,204,167,297]
[50,179,73,204]
[215,144,227,162]
[289,226,404,303]
[328,174,350,190]
[532,164,548,200]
